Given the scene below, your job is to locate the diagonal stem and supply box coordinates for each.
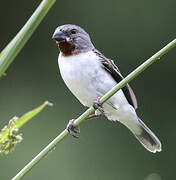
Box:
[0,0,56,78]
[12,38,176,180]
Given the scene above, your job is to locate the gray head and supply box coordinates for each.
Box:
[52,24,94,56]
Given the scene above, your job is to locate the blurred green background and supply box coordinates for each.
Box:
[0,0,175,179]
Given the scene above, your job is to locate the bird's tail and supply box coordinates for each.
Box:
[132,118,162,153]
[104,104,161,153]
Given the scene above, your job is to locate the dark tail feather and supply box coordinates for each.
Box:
[134,118,162,153]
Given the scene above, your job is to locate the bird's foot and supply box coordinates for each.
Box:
[93,97,104,114]
[66,119,80,138]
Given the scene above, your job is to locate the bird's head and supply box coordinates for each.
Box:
[52,24,94,56]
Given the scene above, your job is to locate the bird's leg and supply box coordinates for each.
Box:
[93,97,104,114]
[66,119,80,138]
[67,114,100,138]
[67,99,103,138]
[86,114,100,120]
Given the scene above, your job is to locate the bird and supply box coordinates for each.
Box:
[52,24,162,153]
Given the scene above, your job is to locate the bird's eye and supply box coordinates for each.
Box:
[71,29,77,34]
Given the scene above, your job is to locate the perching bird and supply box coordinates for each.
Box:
[52,24,162,153]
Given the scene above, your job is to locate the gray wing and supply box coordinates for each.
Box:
[93,49,138,109]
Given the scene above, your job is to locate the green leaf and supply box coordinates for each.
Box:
[0,101,53,155]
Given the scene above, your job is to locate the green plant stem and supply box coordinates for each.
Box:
[12,39,176,180]
[0,0,56,78]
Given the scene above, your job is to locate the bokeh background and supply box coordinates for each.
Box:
[0,0,176,179]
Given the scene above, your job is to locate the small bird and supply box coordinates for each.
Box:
[52,24,162,153]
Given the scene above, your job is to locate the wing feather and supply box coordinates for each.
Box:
[93,49,138,109]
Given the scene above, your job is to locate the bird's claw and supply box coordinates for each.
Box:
[93,97,104,114]
[66,119,80,138]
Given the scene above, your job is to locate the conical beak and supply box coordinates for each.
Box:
[52,31,67,42]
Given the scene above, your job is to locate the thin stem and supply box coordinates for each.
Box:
[12,130,68,180]
[0,0,56,78]
[100,39,176,104]
[12,39,176,180]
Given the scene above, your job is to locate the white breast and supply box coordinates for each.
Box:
[58,51,128,108]
[58,51,101,106]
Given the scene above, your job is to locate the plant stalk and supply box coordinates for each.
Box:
[0,0,56,77]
